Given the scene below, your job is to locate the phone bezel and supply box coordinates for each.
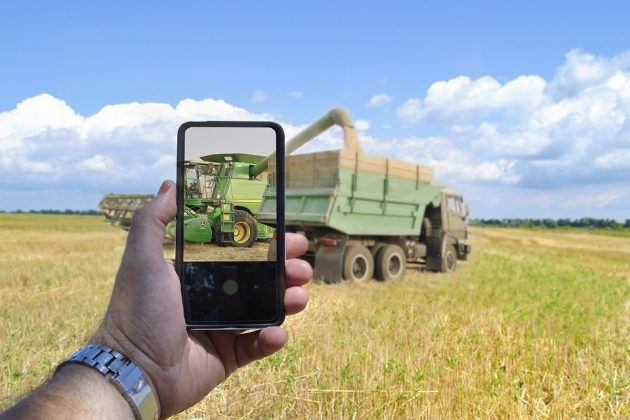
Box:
[176,121,285,330]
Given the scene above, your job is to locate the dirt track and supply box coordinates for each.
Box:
[183,241,271,262]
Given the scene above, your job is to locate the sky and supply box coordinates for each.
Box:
[1,1,629,221]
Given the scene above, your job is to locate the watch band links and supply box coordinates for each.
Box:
[58,344,160,420]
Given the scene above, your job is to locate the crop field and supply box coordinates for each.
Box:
[0,214,628,418]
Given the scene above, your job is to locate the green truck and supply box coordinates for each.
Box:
[258,109,471,283]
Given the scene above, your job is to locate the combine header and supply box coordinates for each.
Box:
[99,194,154,230]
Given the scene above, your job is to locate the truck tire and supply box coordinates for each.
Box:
[441,244,457,273]
[233,210,257,248]
[375,244,407,281]
[342,245,374,282]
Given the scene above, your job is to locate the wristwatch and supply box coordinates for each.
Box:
[58,344,160,420]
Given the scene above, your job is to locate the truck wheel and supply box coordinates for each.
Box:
[441,244,457,273]
[375,244,407,281]
[342,245,374,282]
[233,210,257,248]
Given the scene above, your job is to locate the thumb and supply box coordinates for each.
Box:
[124,180,177,264]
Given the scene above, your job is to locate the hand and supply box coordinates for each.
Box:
[91,180,312,418]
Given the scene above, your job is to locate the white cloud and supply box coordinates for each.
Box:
[395,49,630,190]
[0,94,273,200]
[0,94,83,152]
[354,119,371,131]
[77,154,114,172]
[398,75,546,122]
[366,93,392,108]
[289,91,303,99]
[251,89,267,103]
[550,50,630,99]
[152,154,176,168]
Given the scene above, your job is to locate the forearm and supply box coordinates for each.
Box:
[1,364,134,420]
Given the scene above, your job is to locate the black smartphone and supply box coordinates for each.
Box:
[176,121,285,329]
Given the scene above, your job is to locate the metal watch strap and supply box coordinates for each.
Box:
[58,344,160,420]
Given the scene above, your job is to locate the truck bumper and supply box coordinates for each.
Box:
[458,243,471,260]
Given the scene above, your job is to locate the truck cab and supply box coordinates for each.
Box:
[423,190,471,272]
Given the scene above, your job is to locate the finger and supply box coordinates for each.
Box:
[284,286,309,315]
[235,327,288,368]
[286,258,312,287]
[124,180,177,264]
[286,232,308,259]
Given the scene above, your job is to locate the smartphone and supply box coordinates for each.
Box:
[176,121,285,329]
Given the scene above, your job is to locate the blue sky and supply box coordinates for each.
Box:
[1,1,630,220]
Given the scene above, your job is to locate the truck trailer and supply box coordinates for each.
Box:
[258,108,471,283]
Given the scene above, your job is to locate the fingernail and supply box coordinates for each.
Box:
[157,181,171,196]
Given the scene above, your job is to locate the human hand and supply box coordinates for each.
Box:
[91,180,312,418]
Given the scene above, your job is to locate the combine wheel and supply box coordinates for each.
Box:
[375,244,407,281]
[441,244,457,273]
[233,210,257,248]
[342,245,374,282]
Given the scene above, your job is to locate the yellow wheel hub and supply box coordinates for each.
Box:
[234,222,251,243]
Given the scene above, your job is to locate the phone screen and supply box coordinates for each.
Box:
[176,122,285,329]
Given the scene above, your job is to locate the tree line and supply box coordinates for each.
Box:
[470,218,630,229]
[0,209,100,215]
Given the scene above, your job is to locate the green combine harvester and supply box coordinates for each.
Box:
[100,154,275,247]
[175,154,275,247]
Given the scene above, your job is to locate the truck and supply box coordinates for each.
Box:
[257,108,471,283]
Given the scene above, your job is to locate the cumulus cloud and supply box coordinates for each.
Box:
[0,94,273,201]
[366,93,392,108]
[395,49,630,190]
[354,119,371,131]
[76,154,115,172]
[397,75,546,122]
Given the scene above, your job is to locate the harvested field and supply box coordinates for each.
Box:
[1,215,628,418]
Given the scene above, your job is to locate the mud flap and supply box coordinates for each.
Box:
[313,235,347,284]
[425,236,442,271]
[314,245,345,284]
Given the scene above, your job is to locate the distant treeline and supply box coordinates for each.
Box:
[470,218,630,229]
[0,209,100,215]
